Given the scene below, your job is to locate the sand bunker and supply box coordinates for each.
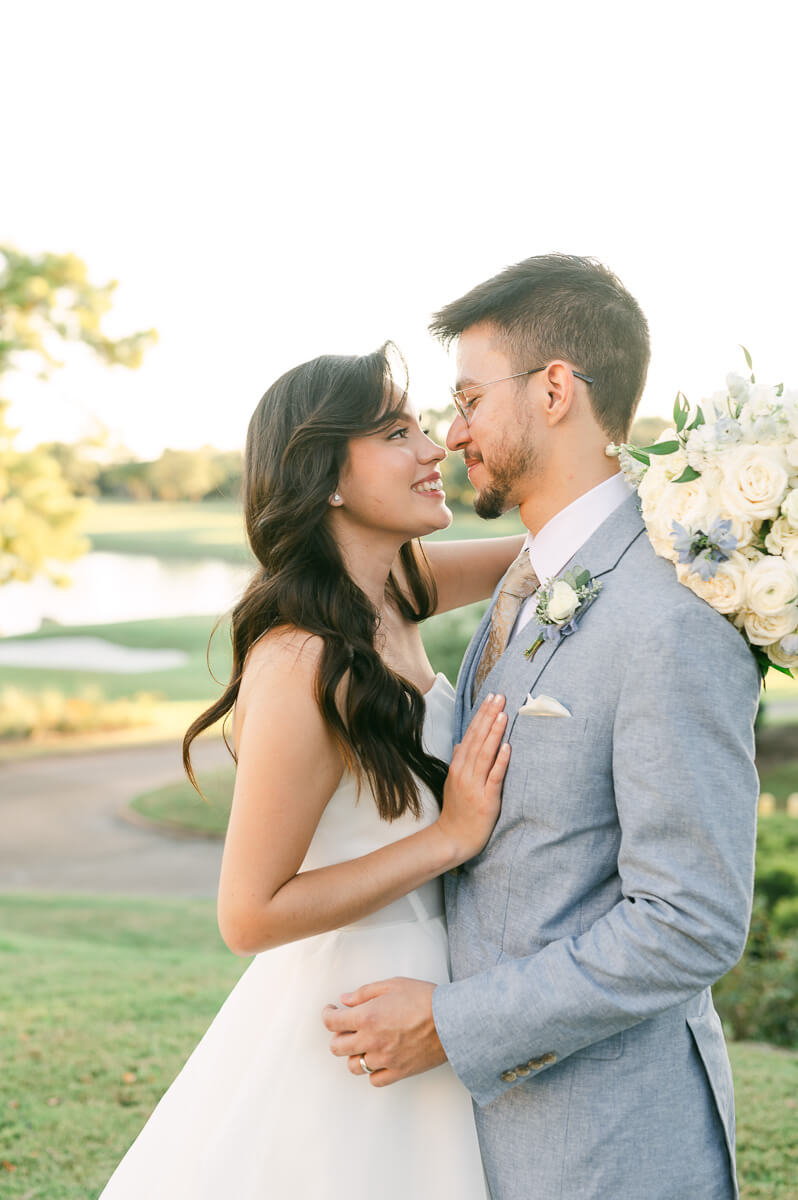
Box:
[0,637,189,674]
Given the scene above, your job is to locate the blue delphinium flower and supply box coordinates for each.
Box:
[711,417,743,447]
[670,518,738,579]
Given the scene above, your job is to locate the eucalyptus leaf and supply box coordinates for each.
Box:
[673,391,689,433]
[672,465,702,484]
[687,406,705,431]
[641,440,680,456]
[626,447,651,466]
[574,569,590,588]
[740,344,754,371]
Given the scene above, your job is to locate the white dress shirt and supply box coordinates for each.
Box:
[513,472,634,638]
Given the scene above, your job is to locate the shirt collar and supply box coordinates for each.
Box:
[523,473,634,585]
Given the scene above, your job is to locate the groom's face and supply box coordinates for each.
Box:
[446,322,539,519]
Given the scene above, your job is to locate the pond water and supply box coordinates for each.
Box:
[0,636,190,673]
[0,552,254,638]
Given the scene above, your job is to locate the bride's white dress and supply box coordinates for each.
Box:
[100,673,488,1199]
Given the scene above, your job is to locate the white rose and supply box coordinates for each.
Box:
[547,580,580,623]
[743,609,798,645]
[718,443,789,520]
[783,490,798,527]
[680,551,749,615]
[767,635,798,671]
[638,460,669,516]
[647,527,679,563]
[764,516,798,560]
[745,555,798,623]
[785,440,798,469]
[648,478,710,546]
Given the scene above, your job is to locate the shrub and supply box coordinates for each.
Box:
[0,686,158,739]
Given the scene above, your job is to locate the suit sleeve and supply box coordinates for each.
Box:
[432,597,761,1106]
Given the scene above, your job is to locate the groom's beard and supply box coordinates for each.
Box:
[473,443,535,520]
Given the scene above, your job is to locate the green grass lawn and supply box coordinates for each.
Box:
[131,764,235,835]
[0,601,490,755]
[0,893,794,1199]
[80,499,253,564]
[0,616,230,704]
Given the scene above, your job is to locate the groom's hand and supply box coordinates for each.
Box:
[322,977,446,1086]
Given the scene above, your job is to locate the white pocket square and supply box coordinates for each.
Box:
[518,693,571,718]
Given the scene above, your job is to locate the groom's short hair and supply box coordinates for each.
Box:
[429,254,650,442]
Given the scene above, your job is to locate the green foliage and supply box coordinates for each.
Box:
[0,245,155,374]
[0,686,157,740]
[0,404,91,582]
[772,895,798,937]
[715,816,798,1047]
[715,909,798,1048]
[0,245,156,584]
[672,465,702,483]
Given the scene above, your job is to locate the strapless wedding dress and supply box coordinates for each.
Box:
[99,673,488,1199]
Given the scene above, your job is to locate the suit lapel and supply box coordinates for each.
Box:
[497,494,647,737]
[457,494,647,736]
[455,602,494,738]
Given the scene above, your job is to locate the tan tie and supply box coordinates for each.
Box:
[473,551,540,699]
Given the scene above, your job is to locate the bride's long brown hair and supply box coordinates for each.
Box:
[183,344,448,820]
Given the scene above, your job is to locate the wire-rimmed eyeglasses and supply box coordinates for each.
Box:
[450,364,595,425]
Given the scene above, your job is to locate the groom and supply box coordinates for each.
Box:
[324,254,760,1199]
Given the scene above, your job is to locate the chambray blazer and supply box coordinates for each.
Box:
[433,494,760,1200]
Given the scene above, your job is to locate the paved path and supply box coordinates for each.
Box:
[0,739,231,896]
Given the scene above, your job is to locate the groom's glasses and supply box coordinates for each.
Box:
[450,364,595,425]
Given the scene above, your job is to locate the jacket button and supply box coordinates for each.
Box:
[500,1070,517,1082]
[542,1052,557,1064]
[515,1066,531,1077]
[527,1058,545,1070]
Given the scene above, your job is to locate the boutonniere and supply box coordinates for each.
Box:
[524,566,603,661]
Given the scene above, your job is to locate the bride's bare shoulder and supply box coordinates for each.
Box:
[243,626,325,680]
[234,627,328,745]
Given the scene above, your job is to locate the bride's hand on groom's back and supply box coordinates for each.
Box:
[437,694,510,865]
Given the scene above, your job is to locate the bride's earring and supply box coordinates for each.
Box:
[330,492,343,506]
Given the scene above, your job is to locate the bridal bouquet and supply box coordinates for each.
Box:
[608,351,798,678]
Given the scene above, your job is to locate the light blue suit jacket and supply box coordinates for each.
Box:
[433,495,760,1200]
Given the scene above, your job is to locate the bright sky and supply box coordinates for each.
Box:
[3,0,796,457]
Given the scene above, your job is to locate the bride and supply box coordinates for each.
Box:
[99,344,522,1199]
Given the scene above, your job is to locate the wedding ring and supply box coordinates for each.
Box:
[359,1054,374,1075]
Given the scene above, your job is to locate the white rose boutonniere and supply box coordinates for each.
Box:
[524,566,602,662]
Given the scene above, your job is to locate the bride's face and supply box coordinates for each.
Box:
[335,395,452,541]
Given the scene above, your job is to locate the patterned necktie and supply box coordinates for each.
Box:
[473,550,540,699]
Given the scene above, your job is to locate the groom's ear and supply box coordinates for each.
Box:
[540,361,575,428]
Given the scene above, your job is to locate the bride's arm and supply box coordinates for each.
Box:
[418,534,526,614]
[217,631,508,957]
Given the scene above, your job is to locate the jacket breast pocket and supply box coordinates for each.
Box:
[509,714,588,757]
[507,716,589,792]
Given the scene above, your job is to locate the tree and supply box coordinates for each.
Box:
[147,448,228,502]
[0,245,156,583]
